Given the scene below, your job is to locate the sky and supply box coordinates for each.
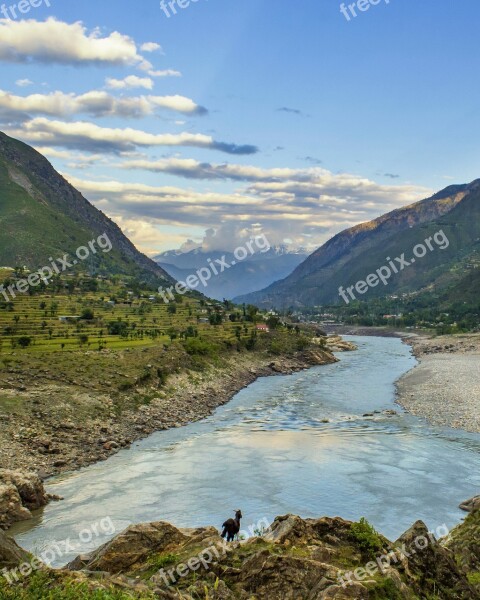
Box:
[1,0,480,256]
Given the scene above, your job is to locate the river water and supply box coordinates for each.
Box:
[11,336,480,566]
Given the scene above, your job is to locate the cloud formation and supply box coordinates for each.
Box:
[8,117,258,154]
[0,89,207,119]
[62,167,431,254]
[0,18,153,69]
[105,76,154,90]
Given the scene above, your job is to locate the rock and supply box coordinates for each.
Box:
[239,550,341,599]
[103,441,119,451]
[68,522,191,573]
[395,520,476,599]
[459,495,480,513]
[0,529,32,569]
[0,470,49,530]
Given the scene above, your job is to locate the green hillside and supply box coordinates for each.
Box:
[0,132,172,286]
[236,180,480,308]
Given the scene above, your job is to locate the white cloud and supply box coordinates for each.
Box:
[15,78,33,87]
[140,42,162,52]
[148,69,182,78]
[8,117,258,155]
[0,89,208,119]
[62,169,431,254]
[0,18,150,69]
[105,76,154,90]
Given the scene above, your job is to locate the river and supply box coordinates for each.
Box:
[11,336,480,566]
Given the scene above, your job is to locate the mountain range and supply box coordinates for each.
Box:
[156,246,307,300]
[234,180,480,308]
[0,132,172,286]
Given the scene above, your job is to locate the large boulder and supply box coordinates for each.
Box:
[68,521,217,574]
[395,520,476,599]
[238,550,343,599]
[0,470,49,530]
[0,529,32,569]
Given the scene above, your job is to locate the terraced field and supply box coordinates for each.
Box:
[0,273,256,354]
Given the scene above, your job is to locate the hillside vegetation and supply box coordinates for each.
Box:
[0,132,172,285]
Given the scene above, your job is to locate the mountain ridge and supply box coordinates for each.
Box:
[234,180,480,307]
[0,131,173,285]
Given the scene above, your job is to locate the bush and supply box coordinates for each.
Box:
[80,308,95,320]
[107,321,129,336]
[184,337,218,356]
[350,518,383,557]
[17,336,32,348]
[295,335,311,351]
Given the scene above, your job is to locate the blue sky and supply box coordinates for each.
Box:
[1,0,479,254]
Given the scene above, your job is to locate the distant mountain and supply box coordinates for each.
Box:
[235,180,480,307]
[156,246,307,300]
[0,132,173,285]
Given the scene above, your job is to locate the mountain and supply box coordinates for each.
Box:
[156,246,307,300]
[0,132,173,285]
[234,180,480,307]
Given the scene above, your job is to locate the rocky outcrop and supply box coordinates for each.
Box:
[395,520,474,599]
[0,470,48,530]
[59,513,480,599]
[459,495,480,513]
[0,529,32,569]
[325,336,357,352]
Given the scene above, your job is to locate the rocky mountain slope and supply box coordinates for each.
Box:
[0,132,173,285]
[235,180,480,307]
[156,246,307,300]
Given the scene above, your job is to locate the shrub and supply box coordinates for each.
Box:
[107,321,129,336]
[184,337,218,356]
[350,518,383,557]
[17,336,32,348]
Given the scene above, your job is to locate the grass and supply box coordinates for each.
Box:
[0,571,155,599]
[468,572,480,586]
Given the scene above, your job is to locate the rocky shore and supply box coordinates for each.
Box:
[0,470,49,531]
[1,507,479,599]
[396,333,480,433]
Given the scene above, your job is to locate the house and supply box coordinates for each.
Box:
[58,315,81,323]
[256,324,269,332]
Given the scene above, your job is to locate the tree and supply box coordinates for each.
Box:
[81,308,95,320]
[17,336,32,349]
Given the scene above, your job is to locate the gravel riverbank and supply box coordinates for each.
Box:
[396,333,480,433]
